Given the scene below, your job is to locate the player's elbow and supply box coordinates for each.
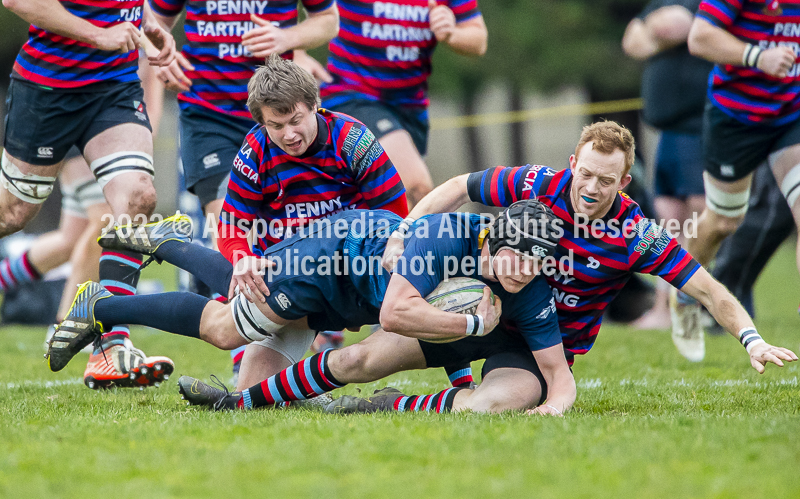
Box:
[379,305,401,333]
[687,20,711,58]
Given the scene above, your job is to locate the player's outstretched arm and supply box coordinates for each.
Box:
[527,344,576,417]
[381,174,470,270]
[380,275,501,341]
[680,267,798,373]
[688,18,795,78]
[428,1,487,57]
[622,5,693,61]
[3,0,139,52]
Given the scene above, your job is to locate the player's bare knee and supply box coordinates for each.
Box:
[0,201,39,237]
[329,344,371,382]
[707,210,745,236]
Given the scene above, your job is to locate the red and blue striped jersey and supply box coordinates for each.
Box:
[467,166,701,364]
[148,0,333,118]
[697,0,800,124]
[320,0,481,109]
[12,0,144,88]
[221,109,407,252]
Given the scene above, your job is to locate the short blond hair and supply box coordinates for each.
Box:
[247,54,320,124]
[574,121,636,176]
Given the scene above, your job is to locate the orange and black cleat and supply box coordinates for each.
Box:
[83,334,174,390]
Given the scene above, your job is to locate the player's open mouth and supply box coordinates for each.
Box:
[581,195,598,204]
[285,140,302,150]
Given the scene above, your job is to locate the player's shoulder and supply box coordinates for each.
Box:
[240,124,270,159]
[501,275,555,319]
[613,191,645,223]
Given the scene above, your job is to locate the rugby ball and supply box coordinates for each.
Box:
[422,277,487,343]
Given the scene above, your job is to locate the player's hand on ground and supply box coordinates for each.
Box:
[381,236,406,271]
[243,15,293,58]
[157,53,194,92]
[428,0,456,43]
[748,342,797,373]
[143,22,177,67]
[229,255,274,303]
[293,51,333,84]
[93,22,141,53]
[527,404,564,417]
[475,286,502,335]
[756,46,796,78]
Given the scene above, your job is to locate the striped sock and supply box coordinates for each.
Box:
[393,388,462,413]
[445,365,474,388]
[239,349,343,409]
[231,345,246,370]
[99,249,142,340]
[0,251,41,292]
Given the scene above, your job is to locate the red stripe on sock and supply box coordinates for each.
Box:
[21,251,39,279]
[296,359,314,396]
[279,368,299,400]
[257,379,276,405]
[102,331,130,340]
[232,351,244,364]
[104,285,135,296]
[3,260,17,285]
[316,352,336,389]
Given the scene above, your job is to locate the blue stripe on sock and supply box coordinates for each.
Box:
[242,389,253,409]
[303,357,324,394]
[100,280,137,294]
[230,345,246,360]
[448,368,472,383]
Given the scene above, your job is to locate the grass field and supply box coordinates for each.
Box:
[2,248,800,499]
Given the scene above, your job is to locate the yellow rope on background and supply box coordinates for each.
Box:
[430,97,643,131]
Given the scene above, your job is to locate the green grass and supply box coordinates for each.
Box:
[2,250,800,498]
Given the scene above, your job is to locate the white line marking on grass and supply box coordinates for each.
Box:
[5,378,82,389]
[573,376,798,389]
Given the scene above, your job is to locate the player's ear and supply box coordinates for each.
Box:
[618,174,632,191]
[568,155,577,171]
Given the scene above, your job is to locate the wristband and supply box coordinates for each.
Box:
[390,217,416,239]
[738,327,765,354]
[465,314,485,336]
[742,43,763,68]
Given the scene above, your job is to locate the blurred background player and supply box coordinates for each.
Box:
[147,0,339,375]
[1,0,178,385]
[672,0,800,360]
[621,0,712,335]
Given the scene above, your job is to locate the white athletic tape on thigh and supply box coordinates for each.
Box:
[780,162,800,208]
[59,183,86,218]
[231,293,284,343]
[74,178,105,210]
[703,175,750,217]
[1,151,57,204]
[89,151,154,188]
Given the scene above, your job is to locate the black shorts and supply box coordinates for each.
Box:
[654,130,705,198]
[179,105,254,205]
[418,328,548,404]
[324,98,429,156]
[704,101,800,181]
[3,78,151,166]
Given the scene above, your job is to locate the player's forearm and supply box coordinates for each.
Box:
[217,219,254,264]
[3,0,104,45]
[534,345,576,414]
[380,296,476,340]
[407,174,471,220]
[445,18,487,57]
[622,19,658,60]
[682,267,754,341]
[284,5,339,51]
[688,18,748,66]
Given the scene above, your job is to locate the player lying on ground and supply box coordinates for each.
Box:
[50,199,576,415]
[381,121,797,373]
